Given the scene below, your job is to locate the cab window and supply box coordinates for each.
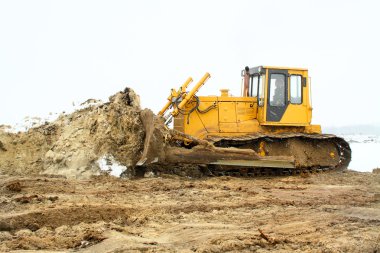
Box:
[258,74,265,106]
[269,74,286,106]
[290,75,302,104]
[248,75,258,97]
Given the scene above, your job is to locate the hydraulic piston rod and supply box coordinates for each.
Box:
[172,72,211,116]
[158,77,193,116]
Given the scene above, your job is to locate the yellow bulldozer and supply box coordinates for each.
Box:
[137,66,351,176]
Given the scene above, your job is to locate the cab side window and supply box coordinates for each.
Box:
[258,74,265,106]
[248,75,258,97]
[290,75,302,104]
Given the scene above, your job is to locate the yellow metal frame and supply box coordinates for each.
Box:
[172,66,321,141]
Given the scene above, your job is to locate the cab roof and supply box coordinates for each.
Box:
[243,66,308,76]
[263,66,308,71]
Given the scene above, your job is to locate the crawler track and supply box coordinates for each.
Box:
[139,132,351,178]
[204,133,351,177]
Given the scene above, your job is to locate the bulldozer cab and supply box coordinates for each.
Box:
[243,66,312,126]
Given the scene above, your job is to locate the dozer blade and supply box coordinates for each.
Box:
[136,109,165,166]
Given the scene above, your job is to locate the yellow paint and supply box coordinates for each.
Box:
[173,73,210,116]
[258,141,266,156]
[170,66,321,141]
[330,152,335,158]
[158,77,193,116]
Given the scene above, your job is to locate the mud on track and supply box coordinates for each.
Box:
[0,170,379,252]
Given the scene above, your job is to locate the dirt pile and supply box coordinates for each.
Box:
[0,88,145,179]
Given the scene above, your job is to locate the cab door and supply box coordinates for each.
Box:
[266,69,288,122]
[279,69,309,125]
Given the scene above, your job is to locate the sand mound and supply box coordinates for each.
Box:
[0,88,145,179]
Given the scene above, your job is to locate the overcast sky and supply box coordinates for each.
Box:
[0,0,379,128]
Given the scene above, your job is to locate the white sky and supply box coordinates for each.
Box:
[0,0,379,127]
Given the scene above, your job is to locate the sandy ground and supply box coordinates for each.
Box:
[0,170,379,253]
